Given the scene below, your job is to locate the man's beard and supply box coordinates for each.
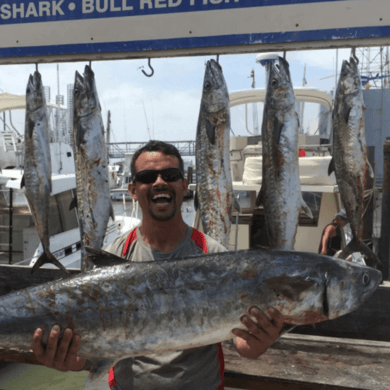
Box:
[149,204,177,221]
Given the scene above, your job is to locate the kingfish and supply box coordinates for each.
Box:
[0,247,381,388]
[21,71,68,274]
[255,56,312,250]
[329,50,381,270]
[72,65,114,270]
[195,59,234,249]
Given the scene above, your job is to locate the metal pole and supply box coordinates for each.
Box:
[9,188,13,265]
[379,138,390,280]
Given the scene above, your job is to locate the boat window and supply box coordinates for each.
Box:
[48,190,78,236]
[298,191,322,227]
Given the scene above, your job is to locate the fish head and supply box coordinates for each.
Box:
[325,260,382,320]
[337,56,361,96]
[73,65,100,118]
[267,57,295,108]
[201,59,229,113]
[26,71,45,112]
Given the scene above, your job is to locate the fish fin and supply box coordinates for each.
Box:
[76,122,85,149]
[206,119,216,145]
[280,324,296,336]
[255,185,265,207]
[328,157,335,176]
[20,175,25,189]
[109,203,115,222]
[367,161,374,179]
[69,196,78,211]
[264,276,315,301]
[234,197,241,213]
[194,191,199,211]
[85,246,129,268]
[84,359,116,390]
[31,252,69,274]
[343,105,352,123]
[358,241,383,272]
[274,118,284,144]
[300,200,313,219]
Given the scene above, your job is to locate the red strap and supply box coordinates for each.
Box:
[122,227,138,257]
[108,366,117,387]
[190,228,208,254]
[217,342,225,390]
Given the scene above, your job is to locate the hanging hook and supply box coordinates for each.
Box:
[89,61,92,68]
[141,58,154,77]
[351,48,359,65]
[216,55,220,63]
[35,63,38,72]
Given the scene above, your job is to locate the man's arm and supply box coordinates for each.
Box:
[232,307,284,359]
[32,326,87,372]
[320,225,336,255]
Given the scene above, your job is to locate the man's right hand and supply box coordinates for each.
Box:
[32,325,86,372]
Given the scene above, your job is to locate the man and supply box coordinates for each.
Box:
[318,210,348,256]
[32,140,284,389]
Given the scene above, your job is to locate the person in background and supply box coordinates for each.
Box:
[32,140,285,390]
[318,210,348,256]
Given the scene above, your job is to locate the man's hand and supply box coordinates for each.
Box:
[32,325,86,372]
[232,307,284,359]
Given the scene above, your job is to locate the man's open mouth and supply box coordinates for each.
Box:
[151,193,173,204]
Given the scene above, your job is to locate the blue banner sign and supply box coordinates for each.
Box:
[0,0,389,63]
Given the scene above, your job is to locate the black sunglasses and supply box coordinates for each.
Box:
[133,168,184,184]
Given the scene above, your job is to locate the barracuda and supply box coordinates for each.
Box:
[21,71,67,274]
[195,59,234,249]
[0,247,381,388]
[72,65,114,270]
[255,56,312,250]
[329,50,382,270]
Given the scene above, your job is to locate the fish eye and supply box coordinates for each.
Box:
[362,273,370,285]
[204,81,212,91]
[27,88,31,94]
[74,88,80,96]
[271,79,278,87]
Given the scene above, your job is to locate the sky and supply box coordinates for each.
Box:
[0,47,364,145]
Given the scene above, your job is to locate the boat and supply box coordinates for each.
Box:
[0,92,141,270]
[191,87,349,253]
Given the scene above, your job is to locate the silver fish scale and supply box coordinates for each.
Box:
[23,73,52,254]
[73,66,113,268]
[196,60,234,249]
[0,249,381,360]
[260,57,306,250]
[333,57,370,242]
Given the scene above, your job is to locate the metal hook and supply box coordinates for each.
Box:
[351,48,359,65]
[35,63,38,72]
[216,55,220,63]
[141,58,154,77]
[89,61,92,68]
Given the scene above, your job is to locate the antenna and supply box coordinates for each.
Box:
[142,100,151,140]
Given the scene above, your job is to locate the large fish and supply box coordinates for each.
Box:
[72,65,114,270]
[0,247,381,388]
[195,59,234,249]
[329,50,381,270]
[256,57,312,250]
[21,71,68,274]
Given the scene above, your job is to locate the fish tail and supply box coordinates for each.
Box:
[358,241,383,272]
[31,252,69,274]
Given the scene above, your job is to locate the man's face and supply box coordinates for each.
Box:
[335,218,347,228]
[128,151,188,222]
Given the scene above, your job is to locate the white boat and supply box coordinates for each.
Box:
[191,87,353,254]
[0,93,141,270]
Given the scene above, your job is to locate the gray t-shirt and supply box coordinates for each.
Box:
[105,225,227,390]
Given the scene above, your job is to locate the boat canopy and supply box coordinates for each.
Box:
[229,87,333,110]
[0,93,26,112]
[0,92,67,113]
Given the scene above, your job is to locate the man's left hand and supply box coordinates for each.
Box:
[232,307,284,359]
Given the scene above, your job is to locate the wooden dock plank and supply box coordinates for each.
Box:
[223,334,390,390]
